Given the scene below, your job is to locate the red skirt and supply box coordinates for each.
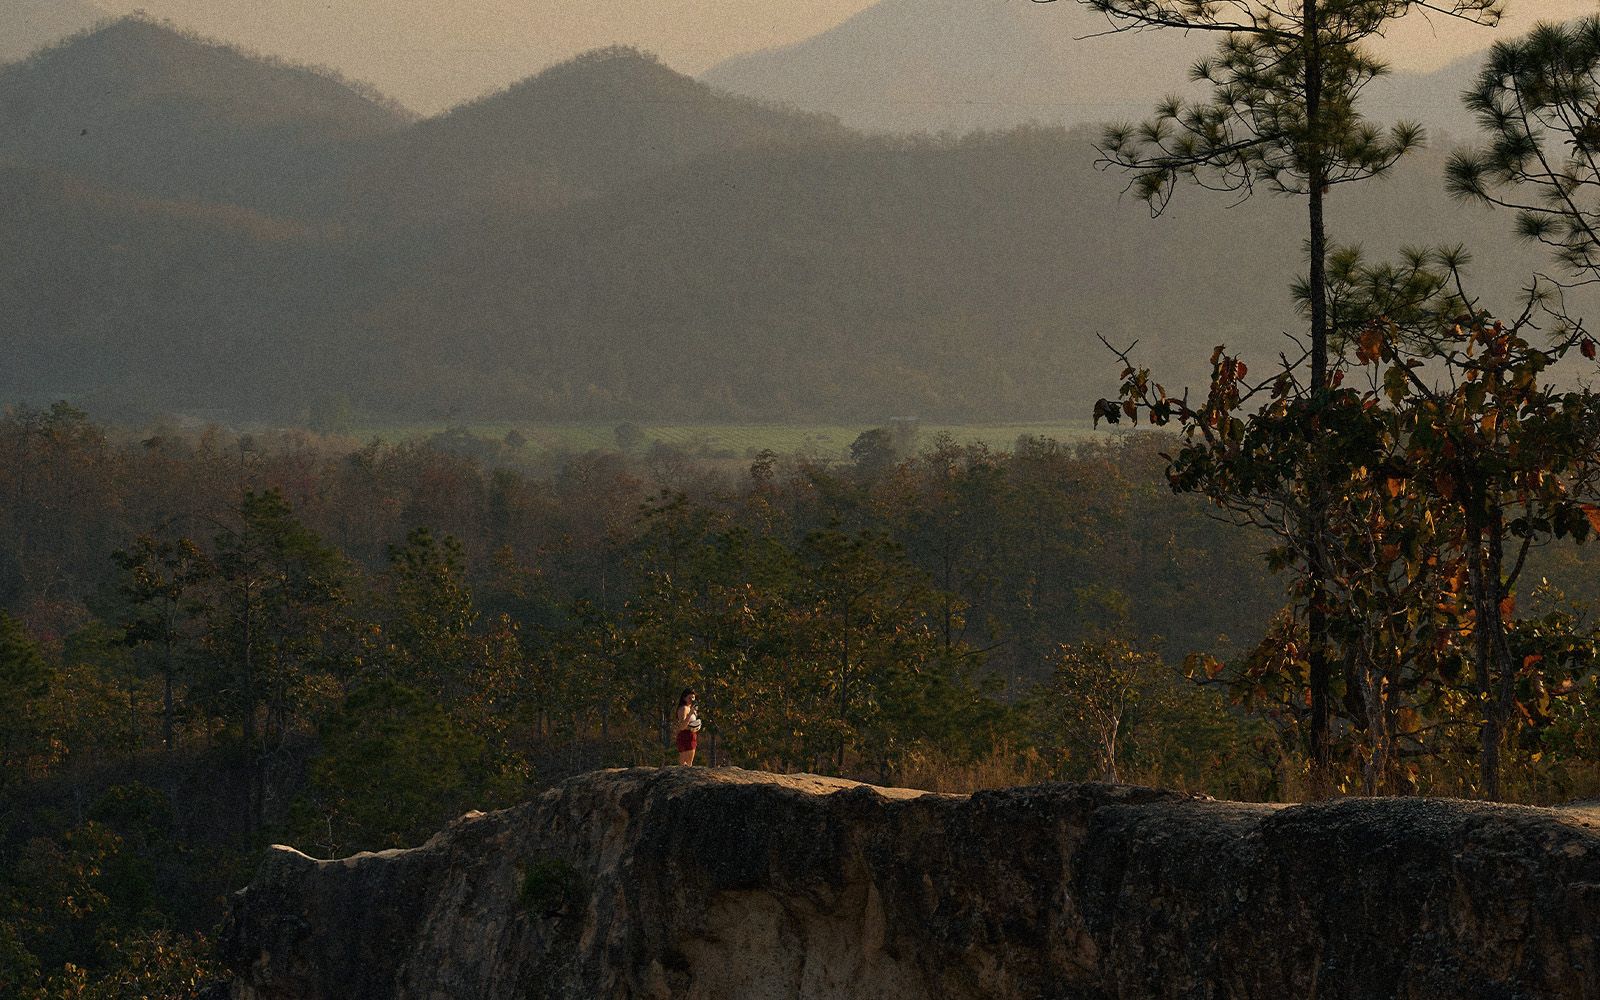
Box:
[675,728,697,752]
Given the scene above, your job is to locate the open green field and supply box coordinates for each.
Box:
[351,421,1108,460]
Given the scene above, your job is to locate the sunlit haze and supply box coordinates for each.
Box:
[88,0,881,112]
[83,0,1600,113]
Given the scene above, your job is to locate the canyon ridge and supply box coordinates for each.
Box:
[211,767,1600,999]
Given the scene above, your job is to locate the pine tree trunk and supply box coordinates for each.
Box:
[1469,526,1500,800]
[163,632,175,753]
[1303,0,1334,796]
[1489,511,1516,798]
[837,619,850,774]
[242,585,262,841]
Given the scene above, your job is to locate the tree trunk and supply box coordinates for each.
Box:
[1354,647,1388,796]
[1489,510,1517,735]
[162,632,175,753]
[1469,535,1500,799]
[1474,506,1515,800]
[241,583,262,841]
[1465,497,1514,801]
[1104,716,1120,784]
[837,617,851,774]
[1303,0,1333,796]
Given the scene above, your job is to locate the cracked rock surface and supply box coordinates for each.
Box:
[213,767,1600,999]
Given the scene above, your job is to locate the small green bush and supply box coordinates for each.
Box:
[520,856,582,917]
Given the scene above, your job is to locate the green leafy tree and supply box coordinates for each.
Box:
[1494,584,1600,791]
[294,680,493,857]
[204,489,350,837]
[0,611,50,787]
[0,801,216,1000]
[113,535,211,752]
[1350,285,1600,796]
[377,527,479,697]
[1037,636,1159,783]
[0,822,119,997]
[579,492,1004,776]
[1035,633,1265,791]
[618,495,729,753]
[895,439,1007,653]
[1317,246,1600,795]
[37,929,217,1000]
[1106,245,1600,797]
[1002,436,1131,678]
[635,527,809,768]
[795,528,956,775]
[0,402,114,603]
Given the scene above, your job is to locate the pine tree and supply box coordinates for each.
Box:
[1450,15,1600,284]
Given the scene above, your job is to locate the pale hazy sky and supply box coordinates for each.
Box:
[89,0,1599,113]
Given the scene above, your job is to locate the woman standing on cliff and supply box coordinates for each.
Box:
[674,689,701,766]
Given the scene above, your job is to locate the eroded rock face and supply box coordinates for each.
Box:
[214,768,1600,999]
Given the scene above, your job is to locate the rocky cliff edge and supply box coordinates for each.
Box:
[214,767,1600,999]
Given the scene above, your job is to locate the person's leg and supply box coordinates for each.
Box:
[678,749,694,766]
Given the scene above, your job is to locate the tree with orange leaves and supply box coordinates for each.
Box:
[1101,246,1600,797]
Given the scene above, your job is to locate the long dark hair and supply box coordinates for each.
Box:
[678,688,696,707]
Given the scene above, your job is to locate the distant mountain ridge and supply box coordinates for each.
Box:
[1363,50,1485,141]
[0,15,1577,426]
[703,0,1210,134]
[702,0,1498,136]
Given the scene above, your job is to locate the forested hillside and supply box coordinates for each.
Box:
[0,161,383,418]
[0,409,1282,993]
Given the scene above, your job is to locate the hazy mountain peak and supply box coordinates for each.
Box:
[350,44,850,227]
[0,14,411,218]
[439,44,828,129]
[526,44,673,83]
[1,14,411,128]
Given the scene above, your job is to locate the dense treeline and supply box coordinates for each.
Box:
[7,404,1600,996]
[0,404,1274,997]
